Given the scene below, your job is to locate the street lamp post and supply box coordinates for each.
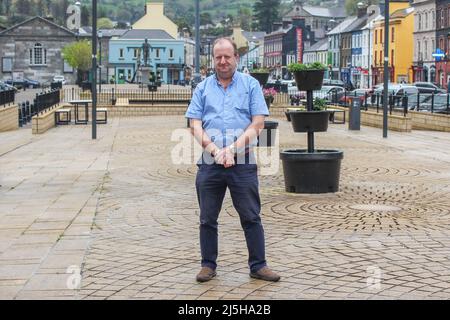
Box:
[98,30,102,93]
[383,0,389,138]
[207,39,211,74]
[91,0,97,140]
[194,0,201,86]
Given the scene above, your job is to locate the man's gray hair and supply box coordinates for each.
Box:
[212,37,238,56]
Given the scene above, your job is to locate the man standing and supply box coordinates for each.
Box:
[185,37,280,283]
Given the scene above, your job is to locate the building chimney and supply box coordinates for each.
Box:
[357,2,367,18]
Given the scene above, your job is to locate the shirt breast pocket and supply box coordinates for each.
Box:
[234,93,250,114]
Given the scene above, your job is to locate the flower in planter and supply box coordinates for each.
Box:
[263,87,277,103]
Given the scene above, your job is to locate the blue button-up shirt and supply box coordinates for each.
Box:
[186,71,269,151]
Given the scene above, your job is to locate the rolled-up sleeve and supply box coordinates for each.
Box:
[185,85,204,120]
[249,78,269,117]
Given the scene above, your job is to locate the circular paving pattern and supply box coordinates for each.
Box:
[78,116,450,300]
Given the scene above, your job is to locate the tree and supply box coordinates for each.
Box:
[238,7,252,31]
[62,40,92,84]
[50,0,69,25]
[253,0,281,33]
[14,0,34,16]
[116,9,132,23]
[97,17,113,29]
[200,12,213,26]
[81,5,90,26]
[115,21,128,29]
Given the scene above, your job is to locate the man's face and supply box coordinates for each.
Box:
[213,40,238,80]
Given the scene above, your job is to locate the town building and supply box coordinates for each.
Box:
[372,1,414,84]
[0,16,78,85]
[284,0,346,40]
[303,37,328,68]
[435,0,450,87]
[326,16,358,80]
[132,1,178,39]
[108,29,184,85]
[360,5,382,89]
[264,18,315,80]
[412,0,436,83]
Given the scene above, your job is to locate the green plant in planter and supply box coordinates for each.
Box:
[288,62,326,91]
[313,97,327,111]
[251,68,269,73]
[287,62,326,72]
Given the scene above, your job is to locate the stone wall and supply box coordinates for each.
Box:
[269,104,412,132]
[0,104,18,132]
[0,17,77,85]
[410,111,450,132]
[32,105,65,134]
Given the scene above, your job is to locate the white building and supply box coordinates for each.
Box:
[412,0,436,82]
[360,6,381,88]
[303,37,328,68]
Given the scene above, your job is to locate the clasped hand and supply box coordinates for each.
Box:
[214,147,235,168]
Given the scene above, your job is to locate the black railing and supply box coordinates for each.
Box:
[0,89,15,106]
[59,87,193,105]
[34,89,61,114]
[18,101,35,127]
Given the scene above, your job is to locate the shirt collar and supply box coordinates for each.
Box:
[214,70,239,87]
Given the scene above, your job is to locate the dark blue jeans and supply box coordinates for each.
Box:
[195,163,267,273]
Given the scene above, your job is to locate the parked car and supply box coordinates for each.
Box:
[314,85,346,103]
[0,81,18,92]
[406,93,433,110]
[5,78,40,89]
[419,94,450,113]
[323,79,354,91]
[52,75,66,85]
[413,82,445,94]
[340,88,372,105]
[373,83,418,96]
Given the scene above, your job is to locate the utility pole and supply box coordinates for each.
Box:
[91,0,97,139]
[194,0,201,86]
[383,0,389,138]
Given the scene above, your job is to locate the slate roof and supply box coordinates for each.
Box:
[304,37,328,52]
[242,31,266,42]
[326,16,358,35]
[120,29,174,40]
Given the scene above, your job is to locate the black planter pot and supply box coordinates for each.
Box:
[280,149,344,193]
[293,70,325,91]
[250,72,270,86]
[289,110,331,132]
[257,120,278,147]
[285,111,291,122]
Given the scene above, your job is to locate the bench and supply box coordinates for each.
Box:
[55,108,71,125]
[328,109,346,124]
[96,107,108,124]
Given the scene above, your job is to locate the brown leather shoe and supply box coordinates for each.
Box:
[250,266,280,282]
[196,267,216,282]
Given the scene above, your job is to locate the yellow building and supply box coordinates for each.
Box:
[372,1,414,84]
[231,26,248,51]
[132,2,178,39]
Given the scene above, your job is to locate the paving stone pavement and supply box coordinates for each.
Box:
[1,115,450,300]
